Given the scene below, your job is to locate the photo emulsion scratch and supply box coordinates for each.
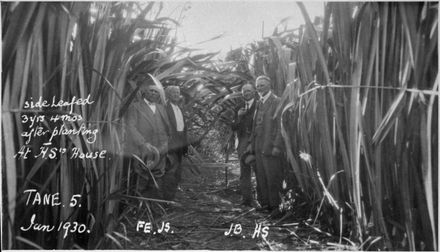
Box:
[1,1,438,251]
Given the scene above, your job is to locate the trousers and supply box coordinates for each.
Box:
[237,135,253,202]
[254,152,283,209]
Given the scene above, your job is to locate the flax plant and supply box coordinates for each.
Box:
[1,2,229,249]
[280,2,437,250]
[231,2,437,250]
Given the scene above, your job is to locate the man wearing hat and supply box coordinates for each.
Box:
[231,83,258,207]
[249,75,284,216]
[125,79,171,199]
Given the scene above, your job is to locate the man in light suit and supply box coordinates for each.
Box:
[162,85,188,200]
[249,75,285,216]
[231,83,258,206]
[125,80,171,199]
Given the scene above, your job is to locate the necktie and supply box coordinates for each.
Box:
[256,100,261,111]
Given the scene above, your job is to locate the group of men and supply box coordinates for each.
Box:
[125,80,188,202]
[125,75,285,217]
[230,75,285,217]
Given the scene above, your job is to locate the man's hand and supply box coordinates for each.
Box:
[246,144,254,154]
[142,142,162,157]
[271,147,281,156]
[158,144,168,155]
[237,107,247,117]
[142,142,155,153]
[141,142,160,167]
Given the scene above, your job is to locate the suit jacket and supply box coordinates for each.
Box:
[125,100,171,156]
[165,101,187,152]
[231,99,256,156]
[250,93,284,156]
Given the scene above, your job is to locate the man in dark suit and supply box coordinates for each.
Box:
[250,75,284,215]
[163,85,188,200]
[125,81,171,199]
[231,83,257,206]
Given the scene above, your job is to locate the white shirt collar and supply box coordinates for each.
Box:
[259,91,272,103]
[144,98,156,113]
[170,102,180,110]
[144,98,153,105]
[245,98,255,108]
[169,101,178,106]
[170,102,184,131]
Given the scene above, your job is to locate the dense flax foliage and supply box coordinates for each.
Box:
[1,2,244,249]
[230,2,438,250]
[2,1,437,250]
[294,3,438,250]
[2,2,175,249]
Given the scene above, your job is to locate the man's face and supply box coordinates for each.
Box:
[255,79,271,97]
[167,87,181,104]
[142,85,160,103]
[241,84,255,101]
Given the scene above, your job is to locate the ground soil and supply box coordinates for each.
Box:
[120,155,350,250]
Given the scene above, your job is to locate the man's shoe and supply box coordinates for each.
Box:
[241,201,251,207]
[241,200,258,208]
[268,208,283,219]
[256,205,270,212]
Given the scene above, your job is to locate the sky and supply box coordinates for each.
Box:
[161,1,325,58]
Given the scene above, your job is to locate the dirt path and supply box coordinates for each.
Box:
[121,156,345,250]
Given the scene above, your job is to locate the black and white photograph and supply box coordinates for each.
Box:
[1,1,438,250]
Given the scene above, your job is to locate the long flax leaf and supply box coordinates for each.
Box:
[349,41,363,239]
[421,77,438,250]
[2,3,38,68]
[280,102,305,189]
[2,112,17,249]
